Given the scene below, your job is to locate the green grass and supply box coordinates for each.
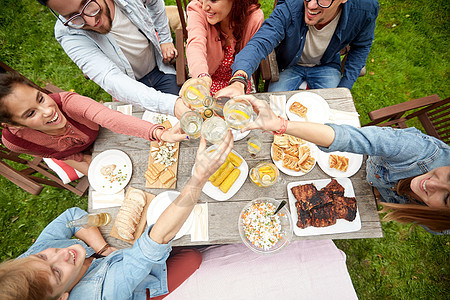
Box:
[0,0,449,298]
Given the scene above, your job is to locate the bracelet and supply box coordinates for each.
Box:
[97,243,110,255]
[156,128,168,142]
[233,72,248,81]
[151,125,166,142]
[229,76,248,92]
[198,73,210,78]
[272,116,288,135]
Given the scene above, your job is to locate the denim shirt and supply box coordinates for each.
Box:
[232,0,379,90]
[54,0,178,116]
[319,124,450,234]
[19,208,172,299]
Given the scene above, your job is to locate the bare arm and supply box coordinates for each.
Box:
[240,95,336,147]
[150,131,233,244]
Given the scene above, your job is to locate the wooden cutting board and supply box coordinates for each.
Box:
[145,141,179,189]
[110,187,155,244]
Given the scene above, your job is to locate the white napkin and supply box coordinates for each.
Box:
[191,203,208,241]
[269,95,287,119]
[117,104,133,115]
[329,109,361,127]
[91,190,125,209]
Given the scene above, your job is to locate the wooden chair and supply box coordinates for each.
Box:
[174,0,279,91]
[364,94,450,145]
[0,61,90,196]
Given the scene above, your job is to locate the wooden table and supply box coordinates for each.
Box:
[89,88,383,248]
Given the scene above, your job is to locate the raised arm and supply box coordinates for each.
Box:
[240,95,336,147]
[63,92,188,143]
[150,131,233,244]
[54,25,178,116]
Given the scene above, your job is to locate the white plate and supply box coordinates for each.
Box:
[286,92,330,124]
[142,111,179,127]
[88,149,132,194]
[270,141,318,176]
[194,146,248,201]
[231,128,250,141]
[317,150,363,178]
[287,178,361,236]
[147,191,194,240]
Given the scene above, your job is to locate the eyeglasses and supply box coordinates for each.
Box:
[304,0,335,9]
[49,0,101,29]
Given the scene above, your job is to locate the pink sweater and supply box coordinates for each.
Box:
[2,92,161,162]
[186,0,264,78]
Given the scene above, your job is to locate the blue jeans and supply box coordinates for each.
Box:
[138,67,180,95]
[268,64,341,92]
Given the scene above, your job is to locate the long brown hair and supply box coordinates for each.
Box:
[0,257,56,300]
[380,202,450,232]
[228,0,261,53]
[379,177,450,232]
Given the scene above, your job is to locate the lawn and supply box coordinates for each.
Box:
[0,0,449,298]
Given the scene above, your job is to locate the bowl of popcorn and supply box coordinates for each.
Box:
[238,197,293,254]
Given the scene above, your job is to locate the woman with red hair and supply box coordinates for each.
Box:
[186,0,263,95]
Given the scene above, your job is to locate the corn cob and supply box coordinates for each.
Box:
[211,162,234,186]
[209,160,228,182]
[227,152,242,167]
[219,168,241,193]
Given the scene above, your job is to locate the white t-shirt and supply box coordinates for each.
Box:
[298,10,342,67]
[109,4,156,79]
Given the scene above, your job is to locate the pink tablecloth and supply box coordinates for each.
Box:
[167,240,357,299]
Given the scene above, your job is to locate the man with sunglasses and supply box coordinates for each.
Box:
[37,0,189,118]
[215,0,379,98]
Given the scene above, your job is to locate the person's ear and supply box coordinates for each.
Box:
[58,292,69,300]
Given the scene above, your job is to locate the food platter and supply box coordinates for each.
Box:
[287,178,361,236]
[88,149,132,194]
[270,141,319,176]
[194,146,248,201]
[146,191,194,240]
[317,150,363,178]
[286,92,330,124]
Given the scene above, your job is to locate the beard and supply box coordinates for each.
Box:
[86,0,113,34]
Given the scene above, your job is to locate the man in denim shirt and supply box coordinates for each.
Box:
[240,95,450,234]
[0,132,234,299]
[37,0,189,118]
[216,0,379,98]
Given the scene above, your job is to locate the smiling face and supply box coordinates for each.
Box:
[303,0,347,30]
[200,0,234,26]
[410,166,450,208]
[47,0,114,34]
[3,83,67,135]
[30,244,86,298]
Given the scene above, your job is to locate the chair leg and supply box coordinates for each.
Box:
[0,161,43,195]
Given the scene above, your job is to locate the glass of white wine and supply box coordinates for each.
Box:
[223,97,254,130]
[201,116,228,144]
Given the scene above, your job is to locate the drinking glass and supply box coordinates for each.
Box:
[201,116,228,144]
[180,111,203,139]
[249,162,279,187]
[180,78,210,109]
[247,136,262,154]
[203,96,230,118]
[223,97,254,129]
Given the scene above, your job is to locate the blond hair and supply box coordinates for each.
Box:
[380,202,450,232]
[0,257,56,300]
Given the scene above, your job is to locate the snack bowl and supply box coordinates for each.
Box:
[238,197,293,254]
